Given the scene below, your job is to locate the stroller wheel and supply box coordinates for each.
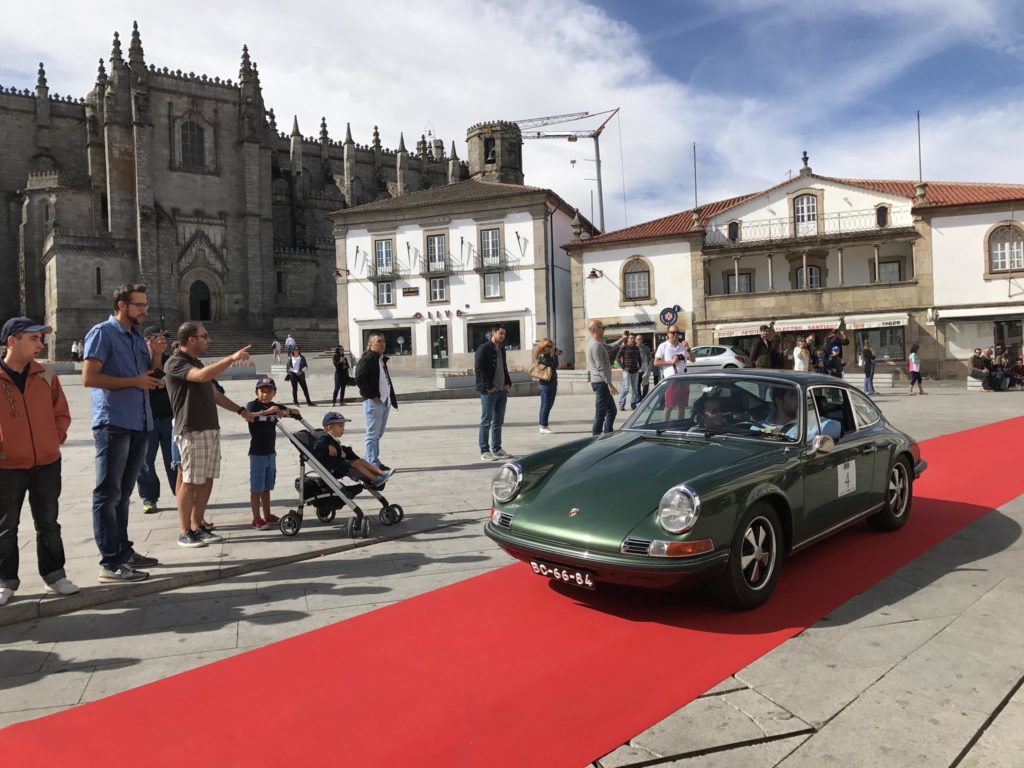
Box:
[390,504,404,522]
[348,518,360,538]
[360,517,371,538]
[379,507,397,526]
[316,506,336,523]
[280,513,301,537]
[341,518,354,538]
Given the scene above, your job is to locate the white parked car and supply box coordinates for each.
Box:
[688,345,750,369]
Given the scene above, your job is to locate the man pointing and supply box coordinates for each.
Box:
[164,322,254,549]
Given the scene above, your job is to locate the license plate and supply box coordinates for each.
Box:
[529,560,596,590]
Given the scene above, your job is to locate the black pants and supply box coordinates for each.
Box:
[333,370,348,404]
[0,460,66,590]
[291,374,313,405]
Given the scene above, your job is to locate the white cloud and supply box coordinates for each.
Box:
[1,0,1023,235]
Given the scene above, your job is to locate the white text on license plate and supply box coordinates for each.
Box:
[529,560,595,589]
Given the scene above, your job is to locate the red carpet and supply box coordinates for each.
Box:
[4,416,1024,766]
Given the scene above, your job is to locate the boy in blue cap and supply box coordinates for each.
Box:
[245,377,299,529]
[314,412,392,488]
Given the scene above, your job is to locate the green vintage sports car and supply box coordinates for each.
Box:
[484,370,927,609]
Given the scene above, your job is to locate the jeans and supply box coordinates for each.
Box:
[363,398,391,467]
[290,373,313,405]
[137,416,175,504]
[479,389,509,452]
[863,361,876,394]
[639,369,651,400]
[92,425,147,570]
[0,461,66,590]
[592,382,617,435]
[619,371,640,408]
[333,370,348,404]
[538,381,557,427]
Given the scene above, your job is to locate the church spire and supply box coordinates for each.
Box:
[129,21,145,63]
[291,115,301,137]
[268,107,277,133]
[96,57,107,86]
[320,116,329,143]
[344,122,353,144]
[36,62,47,91]
[239,44,253,83]
[110,31,123,64]
[450,141,458,160]
[397,132,406,154]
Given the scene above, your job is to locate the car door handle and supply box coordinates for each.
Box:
[859,446,875,455]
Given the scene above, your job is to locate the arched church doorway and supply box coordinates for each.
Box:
[189,280,212,321]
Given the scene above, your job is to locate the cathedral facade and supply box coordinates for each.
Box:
[0,23,467,356]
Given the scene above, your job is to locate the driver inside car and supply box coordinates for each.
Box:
[755,386,801,438]
[692,393,726,430]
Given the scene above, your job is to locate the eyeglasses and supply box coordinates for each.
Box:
[667,331,680,336]
[129,302,149,309]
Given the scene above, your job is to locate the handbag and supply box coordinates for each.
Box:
[528,361,553,382]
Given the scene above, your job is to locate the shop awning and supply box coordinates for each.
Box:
[936,304,1024,321]
[714,316,841,340]
[843,312,909,330]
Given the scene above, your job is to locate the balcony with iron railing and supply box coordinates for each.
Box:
[704,207,915,250]
[474,248,508,273]
[421,253,454,277]
[368,260,398,281]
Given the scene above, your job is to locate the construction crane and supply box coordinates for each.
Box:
[513,111,590,130]
[518,108,619,232]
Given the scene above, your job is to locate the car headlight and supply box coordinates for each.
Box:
[492,463,523,503]
[658,485,701,533]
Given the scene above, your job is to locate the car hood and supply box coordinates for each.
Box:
[508,430,775,551]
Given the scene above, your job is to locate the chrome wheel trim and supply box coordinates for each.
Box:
[739,515,777,590]
[888,462,909,518]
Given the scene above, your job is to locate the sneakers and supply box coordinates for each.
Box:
[126,553,159,569]
[195,527,224,544]
[98,566,149,583]
[177,530,208,548]
[0,587,14,606]
[492,449,512,460]
[481,452,496,462]
[372,468,394,488]
[263,512,280,524]
[142,502,158,514]
[539,427,554,434]
[252,519,270,530]
[46,578,80,596]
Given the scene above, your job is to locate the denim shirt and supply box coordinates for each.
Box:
[83,315,153,431]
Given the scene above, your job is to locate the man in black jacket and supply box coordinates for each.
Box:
[475,325,512,461]
[354,334,397,468]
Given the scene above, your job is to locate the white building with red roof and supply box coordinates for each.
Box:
[565,154,1024,379]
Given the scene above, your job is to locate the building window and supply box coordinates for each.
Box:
[95,267,102,295]
[989,225,1024,272]
[855,327,905,361]
[796,265,822,289]
[376,281,394,306]
[426,234,446,270]
[430,277,447,302]
[879,261,901,283]
[876,206,889,228]
[181,121,205,169]
[622,259,650,300]
[375,239,393,273]
[794,194,817,236]
[480,228,501,267]
[468,321,521,352]
[726,272,752,294]
[483,272,503,299]
[276,270,284,295]
[727,221,740,242]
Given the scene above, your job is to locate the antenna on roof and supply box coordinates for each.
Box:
[692,142,699,210]
[916,110,923,182]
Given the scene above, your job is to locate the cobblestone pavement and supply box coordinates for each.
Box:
[2,368,1023,766]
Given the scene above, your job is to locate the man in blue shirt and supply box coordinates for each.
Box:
[82,284,163,583]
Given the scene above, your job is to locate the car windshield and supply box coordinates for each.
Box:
[623,375,801,442]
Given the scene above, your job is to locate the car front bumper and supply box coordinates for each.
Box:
[484,521,730,589]
[914,458,927,478]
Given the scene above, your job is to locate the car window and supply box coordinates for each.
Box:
[693,347,712,358]
[850,391,881,428]
[730,347,746,357]
[711,346,726,356]
[804,392,821,441]
[808,386,857,439]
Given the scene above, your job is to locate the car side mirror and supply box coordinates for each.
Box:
[811,434,834,454]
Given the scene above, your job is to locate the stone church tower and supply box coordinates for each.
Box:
[0,23,470,355]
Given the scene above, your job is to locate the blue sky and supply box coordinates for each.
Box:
[3,0,1024,231]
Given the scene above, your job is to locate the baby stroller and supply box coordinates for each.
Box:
[274,414,404,538]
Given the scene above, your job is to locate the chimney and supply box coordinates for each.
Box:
[915,181,928,203]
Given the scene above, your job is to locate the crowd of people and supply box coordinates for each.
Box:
[969,346,1024,392]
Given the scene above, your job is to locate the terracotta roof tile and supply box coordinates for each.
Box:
[332,178,549,215]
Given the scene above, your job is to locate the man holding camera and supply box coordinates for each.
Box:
[654,325,695,378]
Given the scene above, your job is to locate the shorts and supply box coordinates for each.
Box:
[663,378,690,410]
[909,371,922,385]
[175,429,222,484]
[249,453,277,493]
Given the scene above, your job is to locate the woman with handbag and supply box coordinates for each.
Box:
[531,338,561,434]
[288,346,315,406]
[332,345,351,406]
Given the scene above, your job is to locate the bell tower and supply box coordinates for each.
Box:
[466,121,524,185]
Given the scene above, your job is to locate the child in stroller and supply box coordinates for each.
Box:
[314,412,394,488]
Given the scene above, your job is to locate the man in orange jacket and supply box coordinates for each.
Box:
[0,317,77,606]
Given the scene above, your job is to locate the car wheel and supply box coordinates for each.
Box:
[868,456,912,532]
[712,501,782,610]
[723,363,738,368]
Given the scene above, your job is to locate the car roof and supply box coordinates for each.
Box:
[681,369,846,387]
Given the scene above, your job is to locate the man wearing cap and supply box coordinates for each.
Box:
[354,334,397,469]
[164,321,255,548]
[136,326,175,515]
[82,284,164,583]
[0,318,78,606]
